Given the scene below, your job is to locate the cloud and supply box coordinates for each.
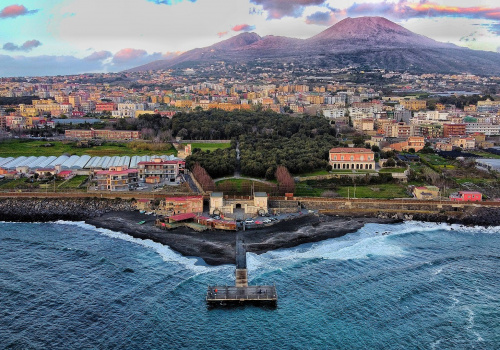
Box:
[3,40,41,52]
[218,31,229,38]
[0,4,38,18]
[0,49,167,77]
[250,0,326,19]
[84,50,112,61]
[112,48,148,63]
[305,11,337,26]
[340,1,500,22]
[146,0,196,4]
[111,48,163,69]
[232,24,256,32]
[0,54,105,77]
[162,51,182,59]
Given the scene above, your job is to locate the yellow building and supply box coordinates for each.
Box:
[175,100,193,108]
[401,100,427,111]
[413,186,440,200]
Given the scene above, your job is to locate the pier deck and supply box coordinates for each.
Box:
[206,285,277,306]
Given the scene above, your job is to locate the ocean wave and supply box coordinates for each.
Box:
[50,220,219,274]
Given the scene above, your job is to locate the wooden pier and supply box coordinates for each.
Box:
[206,236,277,307]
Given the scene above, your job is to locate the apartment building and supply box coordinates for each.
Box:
[137,157,185,182]
[94,167,138,191]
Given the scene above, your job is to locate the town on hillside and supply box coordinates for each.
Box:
[1,67,500,218]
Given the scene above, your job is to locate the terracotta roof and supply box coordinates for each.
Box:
[168,213,197,222]
[329,147,374,153]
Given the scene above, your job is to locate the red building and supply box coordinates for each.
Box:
[450,191,482,202]
[95,102,117,112]
[329,148,376,170]
[443,124,466,138]
[161,196,203,216]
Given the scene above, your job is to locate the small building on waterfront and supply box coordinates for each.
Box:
[158,196,203,216]
[412,185,440,200]
[450,191,482,202]
[209,192,268,218]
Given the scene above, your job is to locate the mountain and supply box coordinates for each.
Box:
[127,17,500,75]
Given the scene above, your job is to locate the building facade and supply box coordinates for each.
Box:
[94,167,138,191]
[329,148,376,170]
[137,158,185,182]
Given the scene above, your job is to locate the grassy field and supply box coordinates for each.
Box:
[189,142,231,152]
[0,140,177,157]
[58,175,88,189]
[470,151,500,159]
[215,178,277,195]
[336,184,410,199]
[294,183,325,197]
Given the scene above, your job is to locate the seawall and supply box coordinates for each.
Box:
[0,197,134,222]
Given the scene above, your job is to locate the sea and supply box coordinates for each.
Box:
[1,220,499,349]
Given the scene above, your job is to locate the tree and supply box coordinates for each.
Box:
[384,158,396,167]
[275,166,295,195]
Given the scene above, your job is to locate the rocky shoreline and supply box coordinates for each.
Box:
[2,197,500,265]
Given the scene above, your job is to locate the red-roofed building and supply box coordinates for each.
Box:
[450,191,482,202]
[94,167,138,191]
[167,212,197,223]
[57,170,75,180]
[329,148,375,170]
[160,196,203,216]
[137,157,185,182]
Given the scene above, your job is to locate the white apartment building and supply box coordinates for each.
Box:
[323,108,346,119]
[112,103,146,118]
[465,123,500,136]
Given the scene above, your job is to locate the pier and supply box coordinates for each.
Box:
[206,236,277,306]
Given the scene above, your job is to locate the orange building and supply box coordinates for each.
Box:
[443,124,466,138]
[329,148,376,170]
[160,196,203,216]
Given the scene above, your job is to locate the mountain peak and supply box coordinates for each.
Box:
[312,16,414,41]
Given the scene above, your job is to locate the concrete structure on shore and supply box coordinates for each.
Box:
[209,192,268,218]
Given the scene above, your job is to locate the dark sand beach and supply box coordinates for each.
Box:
[85,211,399,265]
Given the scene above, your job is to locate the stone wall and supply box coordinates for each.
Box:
[0,197,134,222]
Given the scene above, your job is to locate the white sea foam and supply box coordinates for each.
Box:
[51,220,222,273]
[247,222,407,273]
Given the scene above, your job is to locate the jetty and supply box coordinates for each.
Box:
[206,236,277,307]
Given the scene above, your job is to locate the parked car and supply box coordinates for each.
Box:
[263,219,271,224]
[245,218,254,224]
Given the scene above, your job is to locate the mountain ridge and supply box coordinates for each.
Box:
[126,16,500,75]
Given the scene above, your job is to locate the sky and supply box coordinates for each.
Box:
[0,0,499,77]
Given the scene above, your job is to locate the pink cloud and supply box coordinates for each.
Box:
[343,1,500,22]
[113,48,147,63]
[232,24,256,32]
[0,4,38,18]
[218,31,229,38]
[162,51,182,59]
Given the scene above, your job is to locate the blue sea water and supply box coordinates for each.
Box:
[0,220,499,349]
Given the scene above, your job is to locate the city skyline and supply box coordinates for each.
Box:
[1,0,500,77]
